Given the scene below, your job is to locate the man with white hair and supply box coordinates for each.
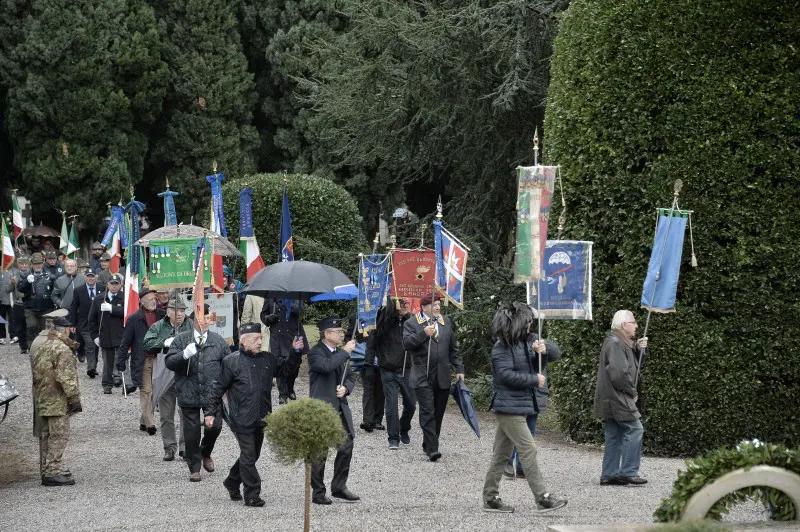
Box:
[593,310,648,486]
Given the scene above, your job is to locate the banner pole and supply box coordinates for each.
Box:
[636,180,683,387]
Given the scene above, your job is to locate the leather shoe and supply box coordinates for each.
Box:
[140,424,147,432]
[203,456,215,472]
[77,355,86,363]
[163,449,175,461]
[288,392,297,400]
[428,451,442,462]
[312,495,332,505]
[179,450,186,461]
[189,472,201,482]
[600,477,625,486]
[619,476,648,485]
[146,426,157,436]
[373,423,386,431]
[359,422,374,433]
[224,478,243,501]
[278,396,288,405]
[42,474,75,486]
[103,388,112,394]
[400,432,410,445]
[87,369,97,379]
[244,497,266,507]
[332,489,360,502]
[125,385,138,395]
[113,378,122,387]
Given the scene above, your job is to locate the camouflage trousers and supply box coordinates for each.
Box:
[40,415,70,477]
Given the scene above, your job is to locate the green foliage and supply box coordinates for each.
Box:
[655,441,799,522]
[657,522,731,532]
[148,0,259,221]
[545,0,800,455]
[264,397,346,463]
[464,372,493,411]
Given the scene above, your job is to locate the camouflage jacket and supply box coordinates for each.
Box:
[31,332,81,416]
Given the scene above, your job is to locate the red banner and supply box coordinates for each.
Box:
[390,249,436,313]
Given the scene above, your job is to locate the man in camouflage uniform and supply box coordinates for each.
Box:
[30,309,82,486]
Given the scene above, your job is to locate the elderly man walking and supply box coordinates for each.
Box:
[88,273,126,393]
[594,309,648,486]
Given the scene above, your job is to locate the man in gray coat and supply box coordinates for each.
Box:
[593,309,648,486]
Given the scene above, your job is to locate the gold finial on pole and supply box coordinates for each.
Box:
[165,177,170,190]
[533,127,540,166]
[212,160,218,174]
[419,222,427,249]
[390,234,397,250]
[435,196,443,220]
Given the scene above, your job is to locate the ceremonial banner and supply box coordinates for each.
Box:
[357,254,391,334]
[206,172,228,237]
[192,237,208,332]
[100,206,122,248]
[148,237,211,289]
[641,214,688,312]
[529,240,593,320]
[389,249,436,302]
[67,222,79,258]
[206,292,235,344]
[2,218,13,271]
[158,189,179,226]
[12,191,23,241]
[433,221,469,308]
[239,187,265,280]
[101,206,125,274]
[59,215,69,254]
[515,166,556,282]
[279,184,294,262]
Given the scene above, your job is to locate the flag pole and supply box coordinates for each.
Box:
[532,128,545,374]
[426,200,444,379]
[635,179,683,387]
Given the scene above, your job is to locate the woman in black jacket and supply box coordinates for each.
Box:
[482,303,567,515]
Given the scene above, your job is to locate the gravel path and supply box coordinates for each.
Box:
[0,342,693,531]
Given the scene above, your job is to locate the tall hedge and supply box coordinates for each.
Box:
[544,0,800,455]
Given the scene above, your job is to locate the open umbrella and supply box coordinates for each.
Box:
[134,223,243,258]
[22,223,60,238]
[241,260,354,300]
[451,379,480,438]
[309,283,358,302]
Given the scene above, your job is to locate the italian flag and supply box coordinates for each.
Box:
[2,217,14,271]
[123,261,139,326]
[67,221,79,257]
[59,214,69,254]
[11,192,23,241]
[108,224,121,274]
[240,237,265,280]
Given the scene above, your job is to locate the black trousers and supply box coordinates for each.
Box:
[181,407,222,473]
[0,303,8,338]
[10,305,27,351]
[228,428,264,500]
[361,367,385,425]
[415,384,450,455]
[381,369,416,444]
[101,347,117,389]
[277,351,301,398]
[311,415,353,498]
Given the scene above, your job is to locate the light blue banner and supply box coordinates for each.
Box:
[641,215,688,312]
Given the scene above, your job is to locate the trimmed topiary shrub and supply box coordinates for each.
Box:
[655,441,799,522]
[544,0,800,455]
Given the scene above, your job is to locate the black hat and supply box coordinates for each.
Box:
[317,317,343,331]
[84,268,97,277]
[239,322,261,336]
[52,316,72,328]
[139,288,155,299]
[108,273,123,284]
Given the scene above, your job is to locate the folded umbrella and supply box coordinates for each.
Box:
[150,352,174,412]
[451,379,480,438]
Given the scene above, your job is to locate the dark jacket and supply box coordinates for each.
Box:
[44,262,64,279]
[259,299,309,358]
[402,312,464,390]
[308,341,356,438]
[366,312,410,373]
[165,329,229,409]
[115,308,165,386]
[489,335,560,416]
[88,289,125,348]
[211,350,278,432]
[593,332,646,422]
[70,283,100,334]
[142,316,193,356]
[18,269,55,312]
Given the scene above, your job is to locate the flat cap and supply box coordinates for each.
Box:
[239,322,262,336]
[317,317,343,331]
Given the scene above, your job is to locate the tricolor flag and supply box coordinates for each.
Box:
[123,260,139,326]
[2,218,14,272]
[11,191,23,241]
[59,213,69,254]
[123,199,145,325]
[239,187,265,280]
[193,237,208,332]
[433,221,470,308]
[67,221,80,258]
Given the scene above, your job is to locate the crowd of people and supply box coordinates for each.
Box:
[4,236,649,515]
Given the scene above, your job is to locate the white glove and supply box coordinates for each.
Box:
[164,337,174,348]
[94,337,100,347]
[182,343,198,359]
[100,302,112,312]
[27,274,34,283]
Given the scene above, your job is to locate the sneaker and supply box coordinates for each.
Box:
[389,441,399,451]
[10,337,19,344]
[400,431,410,445]
[483,497,514,513]
[536,493,567,513]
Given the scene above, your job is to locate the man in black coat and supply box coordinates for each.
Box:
[402,292,464,462]
[18,252,56,343]
[208,323,278,507]
[116,289,164,433]
[308,317,360,505]
[70,269,100,378]
[165,308,228,482]
[260,299,308,404]
[88,273,126,393]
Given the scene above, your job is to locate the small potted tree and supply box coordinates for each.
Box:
[264,398,345,532]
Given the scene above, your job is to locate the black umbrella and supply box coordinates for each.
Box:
[451,379,480,438]
[240,260,355,300]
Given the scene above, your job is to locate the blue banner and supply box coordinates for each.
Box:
[279,184,293,262]
[101,207,121,247]
[206,172,227,237]
[358,254,391,333]
[125,200,146,275]
[530,240,593,320]
[641,215,687,312]
[433,220,469,308]
[119,207,129,250]
[433,221,445,288]
[158,190,179,226]
[239,187,255,238]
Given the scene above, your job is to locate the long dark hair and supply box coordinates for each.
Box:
[492,302,534,346]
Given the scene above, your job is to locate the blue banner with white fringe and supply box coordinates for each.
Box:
[641,215,688,312]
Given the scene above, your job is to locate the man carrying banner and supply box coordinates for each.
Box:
[594,310,648,486]
[402,292,464,462]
